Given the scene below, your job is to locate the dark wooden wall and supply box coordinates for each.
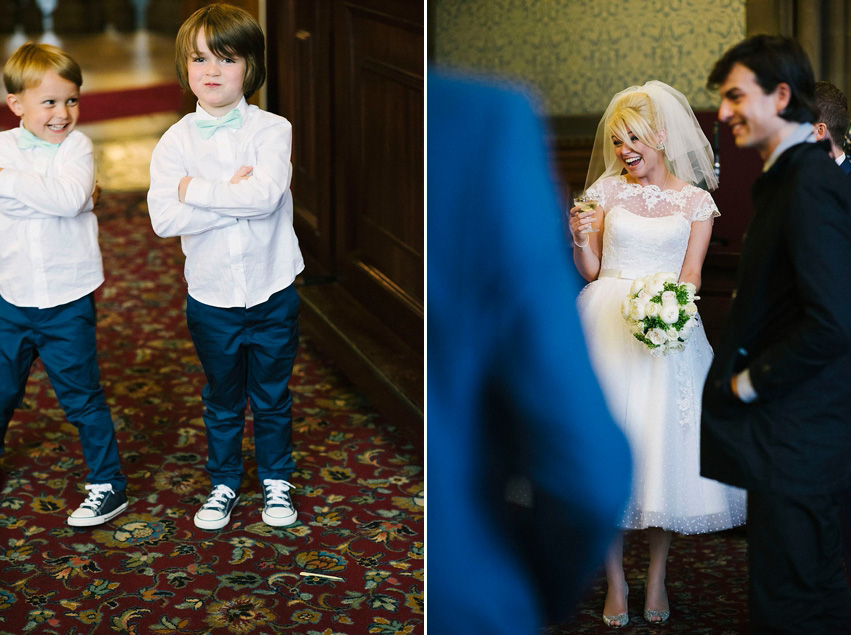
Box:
[267,0,424,448]
[0,0,183,34]
[550,111,763,349]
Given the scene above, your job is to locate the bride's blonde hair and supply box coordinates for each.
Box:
[585,81,718,191]
[606,92,663,151]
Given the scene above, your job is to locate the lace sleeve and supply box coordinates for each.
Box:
[691,189,720,222]
[587,177,612,212]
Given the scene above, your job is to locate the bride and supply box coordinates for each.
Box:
[567,81,746,628]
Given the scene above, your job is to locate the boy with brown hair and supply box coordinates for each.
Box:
[148,4,303,530]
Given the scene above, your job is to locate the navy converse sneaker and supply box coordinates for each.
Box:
[68,483,128,527]
[194,484,240,530]
[261,479,298,527]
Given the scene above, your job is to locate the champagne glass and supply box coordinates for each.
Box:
[573,192,600,233]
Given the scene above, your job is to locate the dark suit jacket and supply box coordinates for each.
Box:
[701,141,851,496]
[428,70,632,634]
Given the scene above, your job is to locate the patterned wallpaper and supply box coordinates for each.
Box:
[432,0,746,115]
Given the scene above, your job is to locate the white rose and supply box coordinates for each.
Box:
[645,302,660,317]
[621,297,632,320]
[654,272,677,285]
[660,305,679,324]
[683,282,697,302]
[684,301,698,316]
[646,279,664,297]
[665,327,679,340]
[661,290,678,306]
[647,328,666,346]
[636,290,651,305]
[630,277,646,295]
[665,341,685,354]
[628,299,645,321]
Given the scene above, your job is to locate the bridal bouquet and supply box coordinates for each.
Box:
[621,272,699,356]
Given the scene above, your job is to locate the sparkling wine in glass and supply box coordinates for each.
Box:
[573,192,600,233]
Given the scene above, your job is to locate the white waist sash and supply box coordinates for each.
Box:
[598,268,642,280]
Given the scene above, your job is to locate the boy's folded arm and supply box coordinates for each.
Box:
[148,176,239,237]
[184,124,293,218]
[0,144,95,218]
[184,168,288,219]
[0,176,55,219]
[148,146,238,237]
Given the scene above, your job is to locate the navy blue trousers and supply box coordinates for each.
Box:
[186,285,300,493]
[0,293,126,491]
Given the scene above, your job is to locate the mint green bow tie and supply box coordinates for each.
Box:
[196,108,243,139]
[17,127,61,156]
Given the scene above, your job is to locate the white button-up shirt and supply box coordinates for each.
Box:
[148,98,304,308]
[0,127,101,309]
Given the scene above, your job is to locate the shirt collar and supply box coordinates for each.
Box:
[195,97,248,121]
[763,123,816,172]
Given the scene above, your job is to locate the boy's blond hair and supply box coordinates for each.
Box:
[175,3,266,99]
[3,42,82,94]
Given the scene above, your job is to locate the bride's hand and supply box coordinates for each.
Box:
[569,205,594,237]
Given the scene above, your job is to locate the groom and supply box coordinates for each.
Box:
[701,35,851,632]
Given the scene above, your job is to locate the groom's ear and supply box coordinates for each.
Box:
[773,82,792,115]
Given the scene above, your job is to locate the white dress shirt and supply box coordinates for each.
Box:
[148,98,304,309]
[0,126,101,309]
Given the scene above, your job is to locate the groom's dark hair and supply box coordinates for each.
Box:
[707,34,817,124]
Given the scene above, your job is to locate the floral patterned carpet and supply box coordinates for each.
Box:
[547,528,748,634]
[0,192,423,634]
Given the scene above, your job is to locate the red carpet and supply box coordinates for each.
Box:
[0,82,183,130]
[0,192,424,634]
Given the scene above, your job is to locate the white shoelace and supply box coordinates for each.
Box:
[80,483,114,510]
[263,479,294,509]
[201,484,236,511]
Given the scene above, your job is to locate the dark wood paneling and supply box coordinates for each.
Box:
[269,0,335,273]
[551,134,594,200]
[334,0,424,348]
[266,0,424,442]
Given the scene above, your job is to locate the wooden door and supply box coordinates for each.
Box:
[268,1,335,272]
[333,0,424,346]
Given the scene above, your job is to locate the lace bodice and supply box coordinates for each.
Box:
[588,176,720,276]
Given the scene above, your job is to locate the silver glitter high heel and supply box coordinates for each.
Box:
[643,583,670,624]
[602,583,629,628]
[643,607,670,624]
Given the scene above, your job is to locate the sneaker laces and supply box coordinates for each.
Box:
[201,484,236,511]
[263,479,294,509]
[79,483,114,510]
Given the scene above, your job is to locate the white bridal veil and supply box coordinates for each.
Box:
[584,80,718,192]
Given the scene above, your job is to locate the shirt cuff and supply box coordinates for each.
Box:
[184,176,213,208]
[733,368,758,403]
